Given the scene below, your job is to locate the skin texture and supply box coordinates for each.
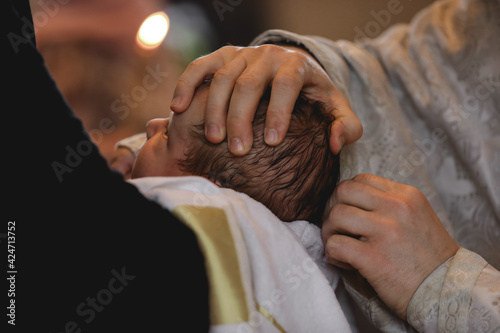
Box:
[111,43,461,323]
[130,83,210,179]
[170,44,362,156]
[321,173,459,319]
[112,44,362,175]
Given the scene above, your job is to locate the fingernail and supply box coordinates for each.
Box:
[265,128,278,145]
[206,124,220,140]
[229,137,243,153]
[170,96,181,109]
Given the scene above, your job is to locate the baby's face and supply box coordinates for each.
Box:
[130,82,210,178]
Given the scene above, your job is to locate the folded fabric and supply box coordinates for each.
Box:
[129,176,352,332]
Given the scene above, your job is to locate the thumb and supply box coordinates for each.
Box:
[329,106,363,154]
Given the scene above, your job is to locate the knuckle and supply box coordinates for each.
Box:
[326,235,344,252]
[404,184,424,200]
[185,58,203,72]
[398,184,421,203]
[220,45,242,59]
[227,112,250,126]
[272,73,301,90]
[329,203,345,219]
[390,194,409,210]
[334,180,352,200]
[402,186,425,212]
[289,52,318,74]
[175,77,190,89]
[288,51,310,65]
[219,45,238,53]
[353,173,375,182]
[388,192,415,219]
[257,44,280,55]
[234,74,261,92]
[212,68,234,83]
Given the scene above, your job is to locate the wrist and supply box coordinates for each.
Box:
[407,257,453,331]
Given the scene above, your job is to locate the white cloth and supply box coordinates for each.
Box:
[249,0,500,331]
[129,176,352,333]
[114,132,146,157]
[250,0,500,268]
[118,0,500,331]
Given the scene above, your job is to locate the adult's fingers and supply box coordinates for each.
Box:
[330,178,386,211]
[271,49,361,154]
[322,174,398,229]
[351,173,394,192]
[170,47,236,113]
[264,61,304,145]
[225,61,276,155]
[324,234,368,270]
[204,55,248,143]
[269,46,359,152]
[224,46,308,152]
[328,100,363,155]
[321,203,378,244]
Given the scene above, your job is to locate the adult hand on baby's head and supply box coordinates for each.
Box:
[321,174,459,320]
[108,148,136,180]
[170,44,361,156]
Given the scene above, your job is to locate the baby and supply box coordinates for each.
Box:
[130,81,340,226]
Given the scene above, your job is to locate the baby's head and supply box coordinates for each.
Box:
[132,82,340,226]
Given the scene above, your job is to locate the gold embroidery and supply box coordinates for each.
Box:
[172,206,249,325]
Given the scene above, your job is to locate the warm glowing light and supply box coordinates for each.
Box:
[137,11,169,49]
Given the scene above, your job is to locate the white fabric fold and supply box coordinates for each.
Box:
[129,176,352,333]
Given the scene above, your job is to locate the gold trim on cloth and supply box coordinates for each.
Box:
[172,205,249,325]
[256,302,287,333]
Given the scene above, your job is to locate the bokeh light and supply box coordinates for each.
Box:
[136,11,169,49]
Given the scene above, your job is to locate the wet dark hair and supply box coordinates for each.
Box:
[178,90,340,227]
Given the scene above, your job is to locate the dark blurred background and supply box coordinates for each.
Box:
[30,0,435,162]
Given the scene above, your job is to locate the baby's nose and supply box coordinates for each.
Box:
[146,118,168,139]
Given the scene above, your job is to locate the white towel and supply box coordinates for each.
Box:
[129,176,352,333]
